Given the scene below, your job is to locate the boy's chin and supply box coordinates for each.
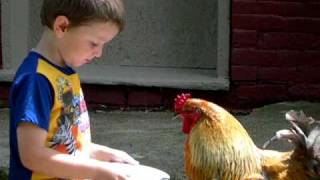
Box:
[73,64,84,68]
[66,60,93,68]
[81,60,93,66]
[66,62,84,68]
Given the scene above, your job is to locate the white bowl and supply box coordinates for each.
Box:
[110,163,170,180]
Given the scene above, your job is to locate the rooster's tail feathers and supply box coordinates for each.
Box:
[263,110,320,152]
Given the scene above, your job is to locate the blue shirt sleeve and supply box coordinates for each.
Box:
[10,73,53,131]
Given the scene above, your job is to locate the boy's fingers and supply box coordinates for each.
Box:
[123,156,139,165]
[120,152,139,165]
[130,159,139,165]
[112,152,139,165]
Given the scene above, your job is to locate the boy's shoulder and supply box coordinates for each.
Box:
[14,51,44,77]
[15,51,76,79]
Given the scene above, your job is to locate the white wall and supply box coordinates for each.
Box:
[1,0,230,90]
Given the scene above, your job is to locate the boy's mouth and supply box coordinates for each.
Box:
[85,59,92,64]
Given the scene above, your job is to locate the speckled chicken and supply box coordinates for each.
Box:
[174,93,320,180]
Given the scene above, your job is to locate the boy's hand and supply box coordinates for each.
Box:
[94,161,132,180]
[17,123,134,179]
[106,148,139,165]
[90,143,139,165]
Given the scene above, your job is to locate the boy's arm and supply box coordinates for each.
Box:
[17,123,130,180]
[89,143,139,165]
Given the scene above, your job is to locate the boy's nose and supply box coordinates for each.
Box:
[94,48,103,58]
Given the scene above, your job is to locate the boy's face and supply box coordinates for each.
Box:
[56,20,120,67]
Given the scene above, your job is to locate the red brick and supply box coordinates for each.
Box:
[232,1,265,15]
[82,85,126,105]
[258,0,317,2]
[287,17,320,33]
[232,14,288,31]
[232,48,259,66]
[0,82,11,99]
[257,67,297,82]
[232,84,288,102]
[270,50,320,67]
[295,66,320,83]
[276,50,301,66]
[233,0,256,1]
[0,87,10,99]
[304,3,320,17]
[289,84,320,99]
[232,48,283,66]
[257,32,319,50]
[128,90,162,107]
[231,66,258,81]
[303,51,320,66]
[233,1,311,17]
[232,29,257,47]
[287,33,320,50]
[279,2,314,17]
[258,32,289,50]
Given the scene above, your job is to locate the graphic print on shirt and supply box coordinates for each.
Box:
[49,77,82,155]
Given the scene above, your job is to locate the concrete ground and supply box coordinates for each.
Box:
[1,101,320,179]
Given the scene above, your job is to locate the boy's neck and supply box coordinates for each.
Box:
[34,28,67,67]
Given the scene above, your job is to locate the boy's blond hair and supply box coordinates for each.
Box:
[40,0,125,31]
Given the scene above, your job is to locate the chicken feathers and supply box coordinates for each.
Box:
[174,93,320,180]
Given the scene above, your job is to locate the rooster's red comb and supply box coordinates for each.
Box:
[174,93,192,113]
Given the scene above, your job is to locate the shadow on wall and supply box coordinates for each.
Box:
[0,167,8,180]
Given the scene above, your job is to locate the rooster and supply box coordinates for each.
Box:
[174,93,320,180]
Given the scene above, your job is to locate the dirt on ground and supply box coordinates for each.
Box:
[1,101,320,180]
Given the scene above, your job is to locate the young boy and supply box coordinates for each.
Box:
[9,0,139,179]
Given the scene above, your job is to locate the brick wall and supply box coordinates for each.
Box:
[229,0,320,108]
[105,0,320,110]
[1,0,320,110]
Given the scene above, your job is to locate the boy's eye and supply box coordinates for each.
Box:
[90,42,98,48]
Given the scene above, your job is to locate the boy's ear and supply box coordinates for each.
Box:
[53,15,70,38]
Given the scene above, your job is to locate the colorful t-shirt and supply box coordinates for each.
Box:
[9,51,91,180]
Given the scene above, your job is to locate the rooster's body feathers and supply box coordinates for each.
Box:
[175,95,320,180]
[184,99,262,180]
